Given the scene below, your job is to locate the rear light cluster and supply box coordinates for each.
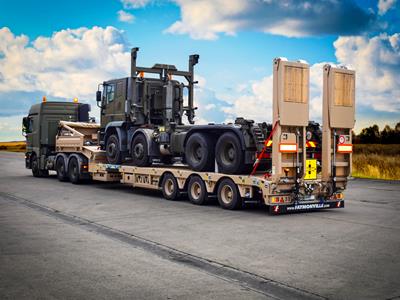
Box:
[337,144,353,153]
[270,195,291,203]
[330,193,343,200]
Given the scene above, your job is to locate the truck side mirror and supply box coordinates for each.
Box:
[96,90,103,108]
[22,117,29,136]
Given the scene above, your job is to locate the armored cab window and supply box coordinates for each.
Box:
[106,84,115,103]
[334,72,354,107]
[283,66,308,104]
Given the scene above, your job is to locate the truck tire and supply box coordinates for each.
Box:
[215,132,245,174]
[217,178,242,210]
[185,133,214,172]
[161,173,180,200]
[31,154,48,178]
[68,157,81,184]
[131,134,151,167]
[56,156,68,182]
[106,134,122,165]
[187,176,209,205]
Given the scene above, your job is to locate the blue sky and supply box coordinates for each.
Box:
[0,0,399,140]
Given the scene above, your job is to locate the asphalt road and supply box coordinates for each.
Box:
[0,151,399,300]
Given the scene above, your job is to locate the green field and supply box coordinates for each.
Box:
[0,141,26,152]
[352,144,400,180]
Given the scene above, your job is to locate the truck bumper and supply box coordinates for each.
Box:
[269,200,344,215]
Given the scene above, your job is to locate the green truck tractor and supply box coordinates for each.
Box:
[23,100,91,177]
[97,47,272,174]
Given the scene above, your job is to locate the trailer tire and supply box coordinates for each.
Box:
[106,134,123,165]
[68,157,81,184]
[215,132,244,174]
[217,178,242,210]
[161,173,180,201]
[185,133,214,172]
[31,154,48,178]
[187,176,209,205]
[131,134,151,167]
[56,156,68,182]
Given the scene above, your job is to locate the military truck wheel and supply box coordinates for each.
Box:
[106,134,123,165]
[68,157,81,184]
[31,154,48,177]
[217,178,242,210]
[185,133,214,172]
[56,157,68,181]
[187,176,209,205]
[215,132,244,174]
[131,134,151,167]
[161,173,180,200]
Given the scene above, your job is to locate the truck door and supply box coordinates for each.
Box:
[321,65,355,190]
[101,79,127,128]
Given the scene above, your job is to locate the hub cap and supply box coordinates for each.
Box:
[220,185,233,204]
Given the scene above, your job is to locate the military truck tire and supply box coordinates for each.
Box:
[131,134,151,167]
[161,173,180,200]
[187,176,209,205]
[56,157,68,181]
[68,157,81,184]
[106,134,123,164]
[185,133,214,172]
[217,178,242,210]
[31,154,48,178]
[215,132,244,174]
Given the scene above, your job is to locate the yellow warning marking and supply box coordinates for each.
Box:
[304,159,317,180]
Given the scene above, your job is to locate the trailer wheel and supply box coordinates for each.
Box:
[68,157,81,184]
[106,134,122,165]
[187,176,209,205]
[185,133,214,172]
[217,178,242,210]
[216,132,244,174]
[161,173,180,200]
[131,134,151,167]
[56,157,68,182]
[31,154,48,178]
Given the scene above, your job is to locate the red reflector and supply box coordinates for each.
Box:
[279,143,297,153]
[337,144,352,153]
[274,205,279,213]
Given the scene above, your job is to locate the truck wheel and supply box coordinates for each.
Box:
[217,178,242,210]
[68,157,81,184]
[161,173,180,200]
[56,157,68,182]
[131,134,151,167]
[216,132,244,174]
[187,176,209,205]
[106,134,122,165]
[31,154,48,178]
[185,133,214,172]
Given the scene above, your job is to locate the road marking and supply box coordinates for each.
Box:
[0,191,324,300]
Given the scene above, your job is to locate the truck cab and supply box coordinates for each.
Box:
[23,100,90,177]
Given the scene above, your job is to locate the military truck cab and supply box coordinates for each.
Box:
[23,100,90,177]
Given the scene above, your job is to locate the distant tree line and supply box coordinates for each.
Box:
[352,122,400,144]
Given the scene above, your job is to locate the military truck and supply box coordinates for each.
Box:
[22,100,91,178]
[97,48,273,174]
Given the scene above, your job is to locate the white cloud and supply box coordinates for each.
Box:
[0,115,24,141]
[378,0,397,15]
[0,26,130,101]
[121,0,150,9]
[166,0,374,40]
[118,10,135,23]
[221,33,400,127]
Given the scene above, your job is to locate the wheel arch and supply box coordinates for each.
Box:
[104,121,128,152]
[129,128,157,156]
